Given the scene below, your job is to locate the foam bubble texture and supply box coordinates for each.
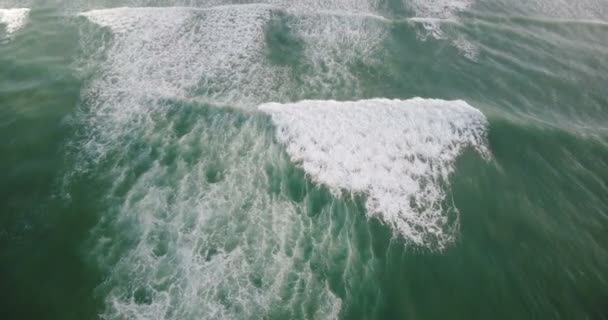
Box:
[81,5,289,108]
[260,98,490,248]
[260,0,379,14]
[77,5,294,163]
[0,8,30,36]
[67,0,380,14]
[79,5,393,110]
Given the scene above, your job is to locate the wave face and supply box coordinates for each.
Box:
[260,98,489,249]
[0,8,29,36]
[79,5,390,107]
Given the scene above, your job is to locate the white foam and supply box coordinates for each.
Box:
[70,0,379,14]
[7,1,492,69]
[264,0,379,14]
[260,98,490,248]
[80,5,287,108]
[0,8,30,36]
[79,4,393,111]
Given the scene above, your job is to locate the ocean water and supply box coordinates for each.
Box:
[1,1,607,319]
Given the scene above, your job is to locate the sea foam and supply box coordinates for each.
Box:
[0,8,30,36]
[79,4,389,108]
[408,0,473,19]
[80,5,287,108]
[260,98,490,248]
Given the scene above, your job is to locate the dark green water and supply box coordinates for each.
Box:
[1,1,608,319]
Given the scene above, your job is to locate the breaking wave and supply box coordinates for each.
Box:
[260,98,490,248]
[72,1,492,319]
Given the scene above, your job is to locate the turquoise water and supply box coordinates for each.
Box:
[1,1,608,319]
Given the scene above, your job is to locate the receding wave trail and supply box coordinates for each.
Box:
[260,99,490,248]
[0,8,29,36]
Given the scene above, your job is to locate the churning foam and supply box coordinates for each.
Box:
[68,0,379,14]
[0,8,30,36]
[79,4,390,108]
[80,5,287,108]
[260,98,490,248]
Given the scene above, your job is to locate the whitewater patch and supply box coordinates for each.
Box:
[257,0,379,14]
[66,0,379,14]
[80,5,288,108]
[79,4,391,109]
[0,8,30,36]
[260,98,490,248]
